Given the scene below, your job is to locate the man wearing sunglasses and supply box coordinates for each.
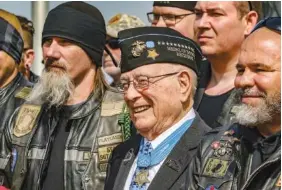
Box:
[103,14,145,86]
[105,27,211,190]
[185,17,281,190]
[148,1,196,39]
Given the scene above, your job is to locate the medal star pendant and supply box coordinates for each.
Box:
[134,169,150,187]
[147,49,159,60]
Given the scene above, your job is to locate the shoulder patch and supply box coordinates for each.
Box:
[13,104,41,137]
[15,87,32,100]
[101,101,124,116]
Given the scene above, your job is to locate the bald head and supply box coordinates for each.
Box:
[241,27,281,67]
[235,27,281,132]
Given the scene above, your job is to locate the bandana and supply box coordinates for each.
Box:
[0,17,23,64]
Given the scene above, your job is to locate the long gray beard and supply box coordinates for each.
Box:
[27,70,74,107]
[235,89,281,127]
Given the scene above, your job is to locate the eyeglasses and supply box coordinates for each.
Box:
[106,38,119,49]
[147,12,194,26]
[251,17,281,33]
[117,72,179,93]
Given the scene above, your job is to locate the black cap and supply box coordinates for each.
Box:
[118,27,202,75]
[42,1,106,66]
[153,1,197,11]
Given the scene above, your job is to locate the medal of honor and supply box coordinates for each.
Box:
[134,169,150,187]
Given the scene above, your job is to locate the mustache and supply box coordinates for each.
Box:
[44,58,67,70]
[240,88,266,97]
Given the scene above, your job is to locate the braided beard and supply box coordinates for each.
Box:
[27,69,74,107]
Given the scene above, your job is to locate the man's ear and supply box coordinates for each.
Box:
[23,49,35,69]
[243,11,259,36]
[177,71,192,102]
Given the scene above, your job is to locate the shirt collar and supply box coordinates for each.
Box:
[144,108,195,149]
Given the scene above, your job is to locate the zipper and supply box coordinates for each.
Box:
[241,157,280,190]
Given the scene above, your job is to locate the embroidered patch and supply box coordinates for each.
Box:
[98,144,118,163]
[98,133,123,146]
[202,158,229,178]
[83,152,91,160]
[14,87,32,99]
[13,104,41,137]
[146,41,159,60]
[99,163,108,173]
[101,101,124,116]
[205,185,218,190]
[276,175,281,187]
[131,40,146,57]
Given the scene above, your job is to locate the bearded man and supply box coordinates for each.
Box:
[185,17,281,190]
[0,2,132,190]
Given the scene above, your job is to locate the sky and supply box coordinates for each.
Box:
[0,1,152,24]
[0,1,153,74]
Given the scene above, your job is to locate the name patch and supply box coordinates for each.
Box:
[98,144,118,163]
[98,133,123,146]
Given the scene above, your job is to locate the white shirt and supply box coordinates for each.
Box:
[124,109,196,190]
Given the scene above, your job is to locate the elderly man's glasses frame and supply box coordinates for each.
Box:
[147,12,195,26]
[117,72,179,93]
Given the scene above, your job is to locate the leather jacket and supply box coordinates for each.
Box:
[0,87,132,190]
[0,73,33,135]
[185,124,281,190]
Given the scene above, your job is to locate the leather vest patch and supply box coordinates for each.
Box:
[101,101,124,116]
[98,133,123,146]
[202,158,229,178]
[14,87,32,99]
[13,104,41,137]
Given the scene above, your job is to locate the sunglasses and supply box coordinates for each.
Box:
[106,38,119,49]
[251,17,281,33]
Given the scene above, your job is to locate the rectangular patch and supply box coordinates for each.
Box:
[13,104,41,137]
[98,144,118,163]
[99,163,108,173]
[83,152,91,160]
[98,133,123,146]
[101,101,124,116]
[15,87,32,99]
[202,158,229,178]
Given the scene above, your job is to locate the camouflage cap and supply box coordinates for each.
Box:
[106,13,145,38]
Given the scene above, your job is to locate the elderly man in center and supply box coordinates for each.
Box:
[105,27,211,190]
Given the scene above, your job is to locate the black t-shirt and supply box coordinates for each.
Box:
[198,90,232,128]
[42,103,82,190]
